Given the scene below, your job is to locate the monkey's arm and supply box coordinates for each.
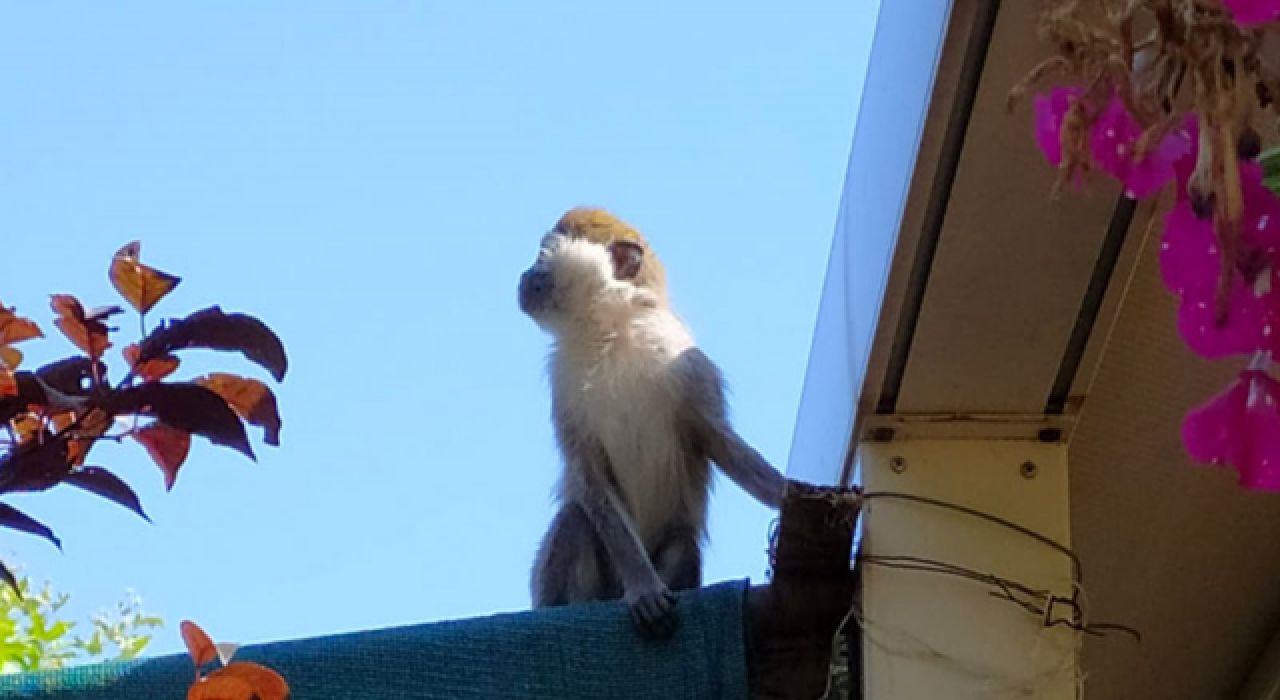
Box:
[677,348,788,509]
[577,460,667,593]
[562,430,679,638]
[705,426,787,509]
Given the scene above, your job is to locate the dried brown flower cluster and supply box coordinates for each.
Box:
[1013,0,1280,309]
[1015,2,1278,199]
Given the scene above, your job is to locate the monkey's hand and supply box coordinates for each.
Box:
[625,584,679,640]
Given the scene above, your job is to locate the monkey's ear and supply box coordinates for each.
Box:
[608,241,645,281]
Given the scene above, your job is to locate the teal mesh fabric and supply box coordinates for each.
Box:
[0,580,749,699]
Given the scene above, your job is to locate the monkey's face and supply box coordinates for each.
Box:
[518,233,645,334]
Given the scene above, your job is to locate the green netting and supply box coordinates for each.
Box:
[0,580,749,700]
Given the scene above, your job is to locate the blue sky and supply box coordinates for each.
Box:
[0,3,877,655]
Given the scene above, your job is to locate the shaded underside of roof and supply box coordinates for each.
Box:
[789,0,1280,696]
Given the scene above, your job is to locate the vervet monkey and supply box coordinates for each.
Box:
[518,207,787,639]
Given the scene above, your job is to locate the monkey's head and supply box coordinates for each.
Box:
[519,208,664,335]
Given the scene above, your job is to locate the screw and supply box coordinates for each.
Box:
[889,457,907,474]
[1019,461,1038,479]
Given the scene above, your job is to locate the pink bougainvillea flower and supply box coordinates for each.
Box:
[1224,0,1280,27]
[1183,362,1280,491]
[1090,96,1191,199]
[1033,86,1082,166]
[1159,199,1221,296]
[1161,155,1280,358]
[1124,129,1192,199]
[1177,278,1269,359]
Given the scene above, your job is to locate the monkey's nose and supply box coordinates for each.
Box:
[519,269,550,313]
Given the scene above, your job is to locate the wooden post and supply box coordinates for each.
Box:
[746,480,860,699]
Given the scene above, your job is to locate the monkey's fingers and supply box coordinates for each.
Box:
[629,590,679,641]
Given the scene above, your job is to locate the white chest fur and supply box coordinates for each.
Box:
[553,310,696,540]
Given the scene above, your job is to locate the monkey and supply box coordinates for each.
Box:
[518,207,787,640]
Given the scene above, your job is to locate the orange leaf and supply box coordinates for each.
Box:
[189,674,255,700]
[132,422,191,490]
[49,294,85,320]
[123,343,180,382]
[110,241,181,314]
[66,408,112,467]
[9,413,43,444]
[180,620,217,668]
[0,303,42,346]
[49,411,76,435]
[0,370,16,399]
[196,662,289,700]
[0,346,22,370]
[50,294,122,360]
[195,373,283,446]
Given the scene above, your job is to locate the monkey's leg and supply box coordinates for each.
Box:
[531,502,620,608]
[651,524,702,592]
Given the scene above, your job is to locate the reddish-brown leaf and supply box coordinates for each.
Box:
[194,662,289,700]
[0,560,17,596]
[109,241,182,314]
[50,295,122,361]
[195,373,283,446]
[0,302,43,346]
[123,343,180,382]
[180,620,217,668]
[0,373,84,426]
[0,347,22,371]
[66,407,112,468]
[0,433,72,494]
[0,503,60,550]
[64,467,150,522]
[0,369,15,398]
[108,383,254,460]
[132,422,191,491]
[139,307,288,382]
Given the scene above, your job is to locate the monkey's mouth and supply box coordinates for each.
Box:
[519,296,542,316]
[518,287,540,316]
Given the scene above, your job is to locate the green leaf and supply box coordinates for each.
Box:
[1265,173,1280,201]
[1261,146,1280,180]
[0,575,162,674]
[77,629,104,657]
[27,609,46,638]
[37,621,70,643]
[0,643,27,661]
[119,635,150,661]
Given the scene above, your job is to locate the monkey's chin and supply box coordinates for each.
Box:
[518,297,546,319]
[519,310,557,335]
